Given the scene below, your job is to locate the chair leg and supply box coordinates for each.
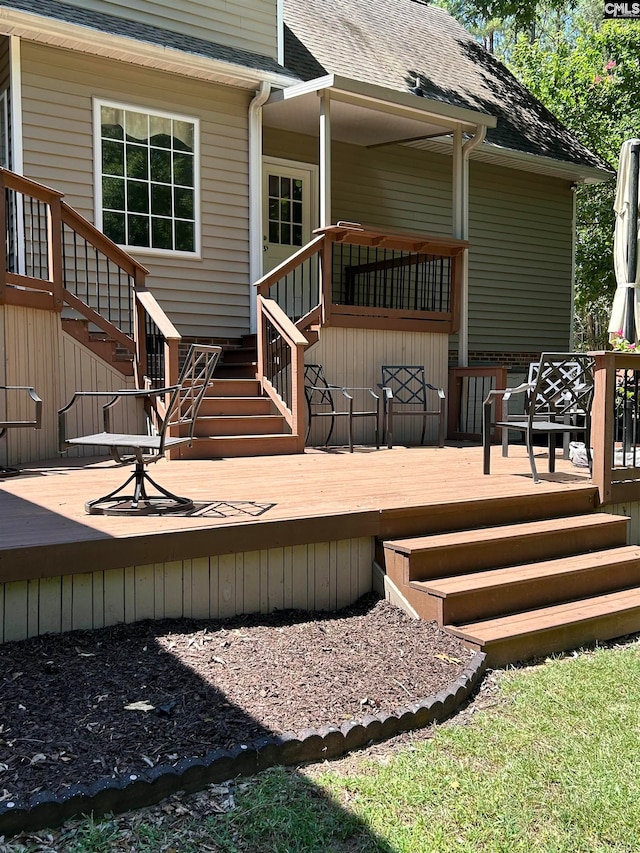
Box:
[482,400,492,474]
[86,462,195,516]
[526,432,540,484]
[386,402,393,450]
[438,406,445,448]
[548,433,556,473]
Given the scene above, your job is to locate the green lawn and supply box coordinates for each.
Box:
[5,642,640,853]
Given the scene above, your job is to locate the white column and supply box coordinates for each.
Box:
[248,82,270,334]
[9,35,25,276]
[319,91,331,227]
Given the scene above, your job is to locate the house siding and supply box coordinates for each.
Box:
[52,0,278,60]
[264,128,574,358]
[20,42,252,339]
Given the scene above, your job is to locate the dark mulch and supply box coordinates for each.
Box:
[0,594,472,803]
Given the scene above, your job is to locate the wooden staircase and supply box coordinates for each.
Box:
[382,491,640,667]
[177,336,301,457]
[61,314,134,376]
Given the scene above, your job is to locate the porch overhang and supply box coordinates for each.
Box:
[263,74,497,146]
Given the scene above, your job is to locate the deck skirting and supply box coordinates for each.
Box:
[0,538,374,644]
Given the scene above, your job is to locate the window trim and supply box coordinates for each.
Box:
[93,97,201,258]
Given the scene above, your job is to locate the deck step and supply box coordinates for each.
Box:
[198,396,273,417]
[208,378,262,397]
[412,546,640,624]
[177,434,301,458]
[385,513,628,583]
[194,414,286,437]
[448,586,640,668]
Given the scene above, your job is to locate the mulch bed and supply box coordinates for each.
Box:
[0,594,473,804]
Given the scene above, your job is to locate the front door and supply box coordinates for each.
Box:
[262,158,316,274]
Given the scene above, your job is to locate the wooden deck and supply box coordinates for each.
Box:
[0,443,592,584]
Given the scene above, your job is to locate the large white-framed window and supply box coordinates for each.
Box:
[93,99,200,256]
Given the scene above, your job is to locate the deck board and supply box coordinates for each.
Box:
[0,444,594,582]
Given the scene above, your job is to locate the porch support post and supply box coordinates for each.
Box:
[454,124,487,368]
[248,82,271,334]
[9,35,25,277]
[319,91,332,227]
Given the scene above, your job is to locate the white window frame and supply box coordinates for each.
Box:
[0,90,9,169]
[93,98,201,258]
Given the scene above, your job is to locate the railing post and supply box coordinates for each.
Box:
[320,232,333,325]
[591,350,615,505]
[256,294,265,389]
[48,197,63,310]
[290,338,306,451]
[0,171,6,305]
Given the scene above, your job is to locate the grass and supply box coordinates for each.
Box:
[4,642,640,852]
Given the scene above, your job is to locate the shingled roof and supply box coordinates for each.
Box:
[283,0,608,171]
[0,0,287,77]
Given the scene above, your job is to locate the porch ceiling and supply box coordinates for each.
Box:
[263,74,496,148]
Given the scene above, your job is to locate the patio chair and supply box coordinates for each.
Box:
[0,384,43,477]
[379,365,445,449]
[500,358,583,460]
[304,363,380,452]
[58,344,221,515]
[483,352,595,483]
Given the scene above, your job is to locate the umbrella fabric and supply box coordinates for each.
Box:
[608,138,640,343]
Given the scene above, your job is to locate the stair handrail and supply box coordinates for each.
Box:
[0,167,181,390]
[257,294,307,448]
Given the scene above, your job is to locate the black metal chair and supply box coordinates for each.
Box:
[58,344,221,515]
[379,365,445,449]
[483,352,595,483]
[304,364,380,452]
[0,384,43,477]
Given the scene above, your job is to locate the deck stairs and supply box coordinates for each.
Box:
[382,489,640,667]
[177,334,301,458]
[61,312,134,376]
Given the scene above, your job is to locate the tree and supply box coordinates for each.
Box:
[510,21,640,347]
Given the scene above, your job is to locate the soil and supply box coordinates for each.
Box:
[0,594,473,804]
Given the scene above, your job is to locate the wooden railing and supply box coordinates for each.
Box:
[592,351,640,504]
[256,295,306,450]
[0,168,180,390]
[253,223,467,443]
[448,366,507,442]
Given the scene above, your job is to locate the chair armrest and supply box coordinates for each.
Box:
[341,387,380,401]
[425,383,446,399]
[377,384,393,401]
[0,385,43,429]
[57,386,180,452]
[483,381,534,407]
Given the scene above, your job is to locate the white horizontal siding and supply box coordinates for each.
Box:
[54,0,277,60]
[20,42,252,339]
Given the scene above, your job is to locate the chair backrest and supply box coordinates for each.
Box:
[161,345,221,443]
[304,363,335,409]
[528,353,595,420]
[381,366,428,406]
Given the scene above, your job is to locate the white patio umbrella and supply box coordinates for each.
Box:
[608,138,640,343]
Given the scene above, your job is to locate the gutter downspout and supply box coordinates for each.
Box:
[248,81,271,334]
[458,124,487,368]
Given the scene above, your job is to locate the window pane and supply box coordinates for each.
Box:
[292,224,302,245]
[149,115,172,148]
[292,201,302,224]
[103,211,125,244]
[101,106,124,140]
[150,148,171,184]
[128,214,149,246]
[151,184,172,216]
[269,221,279,243]
[268,199,279,220]
[152,217,172,250]
[281,223,291,244]
[280,200,290,222]
[125,111,149,144]
[174,187,194,220]
[292,179,303,201]
[102,140,124,176]
[173,152,193,187]
[268,174,279,196]
[175,220,194,252]
[126,144,148,180]
[280,177,290,199]
[173,120,194,152]
[102,176,125,211]
[127,180,149,214]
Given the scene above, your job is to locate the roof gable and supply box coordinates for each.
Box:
[283,0,607,171]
